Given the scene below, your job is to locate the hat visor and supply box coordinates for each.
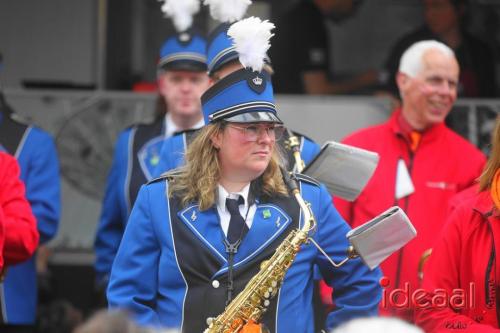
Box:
[159,60,207,72]
[224,111,283,124]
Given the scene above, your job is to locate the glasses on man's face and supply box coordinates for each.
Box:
[226,123,285,142]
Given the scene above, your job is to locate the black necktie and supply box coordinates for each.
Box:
[226,196,249,244]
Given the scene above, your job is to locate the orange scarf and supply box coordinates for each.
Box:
[410,131,422,152]
[491,169,500,210]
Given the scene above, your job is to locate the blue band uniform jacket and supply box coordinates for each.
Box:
[0,111,60,325]
[107,175,382,332]
[94,117,165,286]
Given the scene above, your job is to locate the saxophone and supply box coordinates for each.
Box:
[284,129,306,173]
[204,171,315,333]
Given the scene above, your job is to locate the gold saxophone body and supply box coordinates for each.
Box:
[204,173,315,333]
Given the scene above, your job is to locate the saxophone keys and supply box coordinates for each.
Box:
[264,299,270,307]
[206,317,214,325]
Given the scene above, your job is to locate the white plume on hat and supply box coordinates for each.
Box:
[158,0,200,32]
[227,16,275,72]
[203,0,252,23]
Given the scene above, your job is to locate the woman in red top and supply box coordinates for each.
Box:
[415,117,500,332]
[0,152,38,274]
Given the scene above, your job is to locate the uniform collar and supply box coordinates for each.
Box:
[389,108,447,144]
[217,183,251,213]
[177,186,294,273]
[164,113,204,138]
[472,191,500,219]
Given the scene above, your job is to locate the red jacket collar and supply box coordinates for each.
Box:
[388,108,448,143]
[472,191,499,219]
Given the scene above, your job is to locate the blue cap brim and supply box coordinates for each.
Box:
[159,59,207,72]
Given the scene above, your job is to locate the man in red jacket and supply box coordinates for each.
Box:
[0,152,38,275]
[330,40,486,321]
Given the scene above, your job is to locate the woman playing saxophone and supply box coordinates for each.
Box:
[107,20,381,333]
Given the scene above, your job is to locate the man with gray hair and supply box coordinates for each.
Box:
[328,40,486,321]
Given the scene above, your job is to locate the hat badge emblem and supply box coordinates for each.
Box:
[252,76,263,86]
[179,32,190,42]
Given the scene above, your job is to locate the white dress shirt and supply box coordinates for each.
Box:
[216,184,257,237]
[164,113,204,139]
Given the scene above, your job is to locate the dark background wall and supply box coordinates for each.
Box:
[0,0,98,88]
[1,0,498,91]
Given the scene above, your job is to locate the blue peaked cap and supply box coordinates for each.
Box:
[202,68,282,124]
[158,31,208,72]
[206,23,239,76]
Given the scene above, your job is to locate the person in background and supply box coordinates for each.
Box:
[0,58,60,332]
[383,0,497,98]
[0,152,39,278]
[270,0,379,94]
[329,40,486,321]
[107,29,381,331]
[414,116,500,332]
[93,30,210,292]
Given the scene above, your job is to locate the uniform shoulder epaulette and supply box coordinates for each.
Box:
[146,168,182,185]
[147,174,169,185]
[293,173,320,187]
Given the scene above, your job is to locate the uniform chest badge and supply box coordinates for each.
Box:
[150,153,160,167]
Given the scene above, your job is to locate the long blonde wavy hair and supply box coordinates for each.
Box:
[168,122,289,210]
[479,116,500,191]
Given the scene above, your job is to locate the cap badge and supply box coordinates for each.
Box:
[252,76,263,86]
[178,32,192,45]
[247,73,266,94]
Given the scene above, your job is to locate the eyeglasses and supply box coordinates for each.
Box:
[226,123,285,142]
